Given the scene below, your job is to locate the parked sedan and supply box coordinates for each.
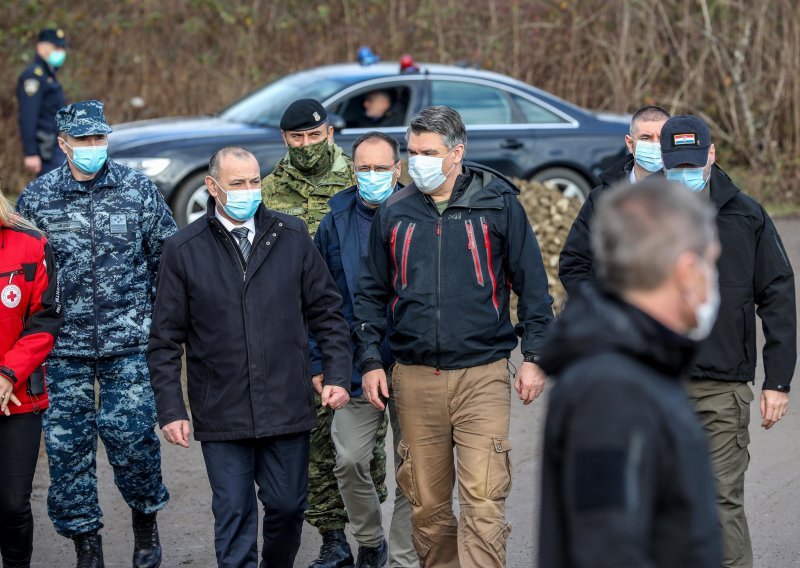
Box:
[110,59,629,226]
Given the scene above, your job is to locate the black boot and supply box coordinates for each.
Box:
[73,532,104,568]
[355,539,388,568]
[309,529,354,568]
[132,510,162,568]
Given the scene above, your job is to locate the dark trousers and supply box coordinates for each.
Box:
[201,432,310,568]
[0,412,43,568]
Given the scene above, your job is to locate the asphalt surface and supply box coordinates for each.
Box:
[29,218,800,567]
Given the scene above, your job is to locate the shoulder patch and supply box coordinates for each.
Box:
[33,67,44,77]
[24,78,40,96]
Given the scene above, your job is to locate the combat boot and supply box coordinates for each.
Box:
[132,510,162,568]
[73,531,104,568]
[309,529,354,568]
[355,539,388,568]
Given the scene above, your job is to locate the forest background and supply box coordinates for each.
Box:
[1,0,798,209]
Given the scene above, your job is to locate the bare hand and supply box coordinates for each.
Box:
[162,419,191,448]
[760,390,789,430]
[24,156,42,175]
[514,362,546,406]
[362,369,389,411]
[0,375,21,416]
[312,374,324,395]
[322,385,350,410]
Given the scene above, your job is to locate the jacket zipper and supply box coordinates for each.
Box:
[0,269,23,279]
[90,192,99,355]
[465,220,484,286]
[481,217,500,319]
[401,223,415,289]
[390,221,401,315]
[435,218,442,373]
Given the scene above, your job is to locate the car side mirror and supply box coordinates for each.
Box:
[328,112,347,132]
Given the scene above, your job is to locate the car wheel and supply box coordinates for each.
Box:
[172,172,209,227]
[531,167,592,203]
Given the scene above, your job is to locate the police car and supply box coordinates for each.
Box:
[110,51,629,226]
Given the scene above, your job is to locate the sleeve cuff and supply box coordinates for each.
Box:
[0,367,18,384]
[359,359,384,375]
[763,383,791,393]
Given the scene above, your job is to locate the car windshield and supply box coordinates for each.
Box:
[219,74,355,126]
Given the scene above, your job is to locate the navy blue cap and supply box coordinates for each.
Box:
[38,28,67,48]
[660,115,712,169]
[56,100,113,136]
[280,99,328,132]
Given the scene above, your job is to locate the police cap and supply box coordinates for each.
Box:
[280,99,328,132]
[56,100,114,137]
[660,115,712,170]
[38,28,67,48]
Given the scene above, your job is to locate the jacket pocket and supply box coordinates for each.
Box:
[390,221,401,318]
[480,217,500,319]
[396,440,419,505]
[464,220,485,286]
[401,222,415,289]
[487,436,512,500]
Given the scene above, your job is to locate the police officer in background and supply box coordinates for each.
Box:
[16,100,176,568]
[262,98,388,568]
[16,28,68,177]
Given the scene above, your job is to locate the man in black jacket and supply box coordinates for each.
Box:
[354,106,553,567]
[559,105,670,294]
[539,179,722,567]
[148,147,352,568]
[659,116,795,568]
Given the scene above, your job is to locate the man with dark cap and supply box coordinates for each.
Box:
[262,99,387,568]
[16,100,176,568]
[16,28,68,177]
[660,115,795,568]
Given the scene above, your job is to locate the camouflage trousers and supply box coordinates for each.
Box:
[44,354,169,538]
[307,392,388,532]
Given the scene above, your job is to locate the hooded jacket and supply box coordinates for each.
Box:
[538,284,721,568]
[353,162,553,372]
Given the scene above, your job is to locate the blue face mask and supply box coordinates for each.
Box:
[215,181,261,221]
[64,141,108,175]
[666,167,708,192]
[47,50,66,68]
[356,170,395,205]
[633,140,663,173]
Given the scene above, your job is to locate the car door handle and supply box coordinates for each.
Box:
[500,138,523,150]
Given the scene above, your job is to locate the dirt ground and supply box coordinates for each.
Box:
[28,218,800,567]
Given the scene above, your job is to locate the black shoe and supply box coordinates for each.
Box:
[355,540,388,568]
[309,529,354,568]
[73,532,104,568]
[132,510,162,568]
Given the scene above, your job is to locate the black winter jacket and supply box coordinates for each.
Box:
[559,164,795,390]
[538,284,721,568]
[147,199,352,441]
[353,162,553,372]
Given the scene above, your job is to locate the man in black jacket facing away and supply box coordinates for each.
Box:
[539,179,722,567]
[354,106,553,567]
[148,147,352,568]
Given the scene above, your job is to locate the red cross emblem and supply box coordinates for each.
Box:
[1,284,21,309]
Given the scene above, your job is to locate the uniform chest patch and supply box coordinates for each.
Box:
[110,214,128,234]
[24,79,40,96]
[1,284,22,309]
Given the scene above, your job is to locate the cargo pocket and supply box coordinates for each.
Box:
[412,532,434,562]
[487,436,512,500]
[734,383,754,449]
[489,523,513,564]
[396,440,418,505]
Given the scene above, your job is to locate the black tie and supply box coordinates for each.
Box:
[231,227,251,260]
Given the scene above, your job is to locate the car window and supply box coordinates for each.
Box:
[220,74,354,126]
[329,86,412,129]
[511,94,568,124]
[430,81,512,125]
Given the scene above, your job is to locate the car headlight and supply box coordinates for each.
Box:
[115,157,172,177]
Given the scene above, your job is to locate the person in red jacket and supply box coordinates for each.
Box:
[0,189,62,568]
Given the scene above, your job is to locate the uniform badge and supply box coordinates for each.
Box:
[24,79,40,96]
[313,111,321,122]
[110,214,128,234]
[1,284,22,309]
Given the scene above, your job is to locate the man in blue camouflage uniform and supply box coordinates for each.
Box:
[16,28,68,177]
[16,100,176,568]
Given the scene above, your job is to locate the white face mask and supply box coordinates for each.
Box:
[687,260,720,341]
[408,152,455,194]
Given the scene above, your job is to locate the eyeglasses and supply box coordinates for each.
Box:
[355,161,398,173]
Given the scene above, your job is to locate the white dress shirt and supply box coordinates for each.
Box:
[215,209,256,245]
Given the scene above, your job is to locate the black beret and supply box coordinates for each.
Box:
[280,99,328,132]
[38,28,67,48]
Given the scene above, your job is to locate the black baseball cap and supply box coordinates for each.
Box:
[660,115,712,169]
[280,99,328,132]
[38,28,67,48]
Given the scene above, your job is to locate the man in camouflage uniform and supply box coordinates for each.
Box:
[16,100,175,568]
[262,99,388,568]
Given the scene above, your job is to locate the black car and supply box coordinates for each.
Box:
[110,59,629,226]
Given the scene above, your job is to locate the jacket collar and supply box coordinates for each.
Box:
[56,159,123,193]
[708,165,740,211]
[204,196,275,234]
[599,153,635,187]
[33,55,57,78]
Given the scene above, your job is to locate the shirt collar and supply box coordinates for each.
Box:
[629,167,637,184]
[215,208,256,238]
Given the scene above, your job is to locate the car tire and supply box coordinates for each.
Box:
[531,167,592,202]
[172,172,210,227]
